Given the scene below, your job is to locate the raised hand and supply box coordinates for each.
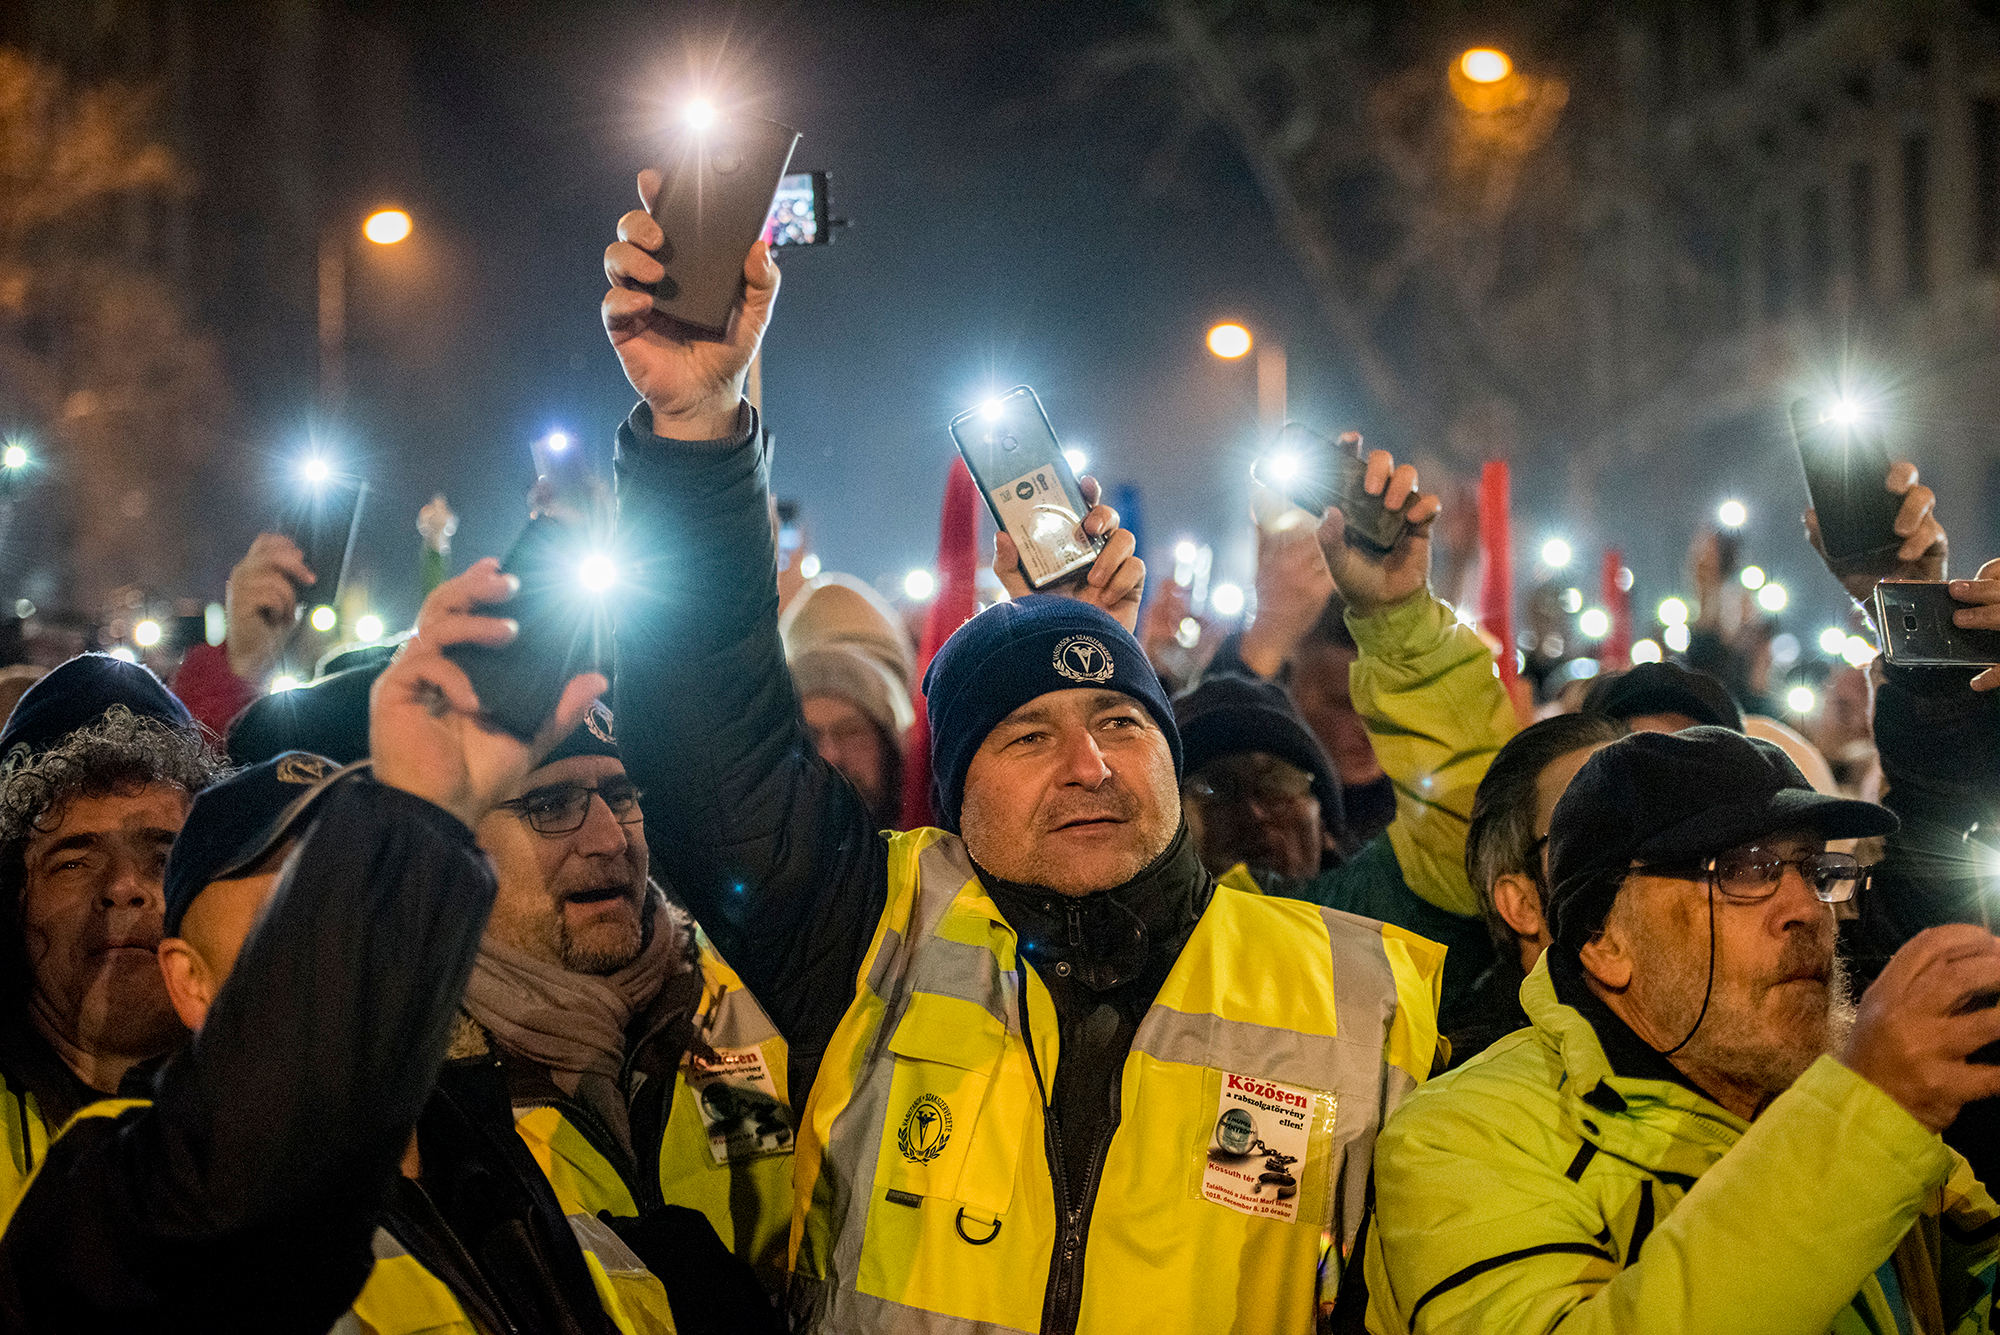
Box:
[1805,459,1947,607]
[225,533,313,681]
[992,476,1145,633]
[601,169,779,441]
[1314,436,1441,617]
[1239,520,1335,678]
[370,559,607,830]
[1842,923,2000,1132]
[1949,556,2000,691]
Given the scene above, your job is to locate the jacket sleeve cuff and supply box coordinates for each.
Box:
[619,399,756,451]
[1798,1055,1956,1188]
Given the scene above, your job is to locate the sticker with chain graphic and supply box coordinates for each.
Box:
[684,1045,794,1164]
[1201,1071,1324,1223]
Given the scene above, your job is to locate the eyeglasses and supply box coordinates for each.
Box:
[1640,845,1864,904]
[1186,764,1316,807]
[495,781,645,836]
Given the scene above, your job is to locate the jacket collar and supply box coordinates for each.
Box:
[1521,954,1747,1177]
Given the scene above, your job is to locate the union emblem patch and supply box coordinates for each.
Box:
[897,1093,953,1164]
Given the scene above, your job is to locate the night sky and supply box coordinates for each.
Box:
[249,0,1379,629]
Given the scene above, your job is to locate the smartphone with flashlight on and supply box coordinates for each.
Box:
[1250,423,1408,556]
[647,110,800,336]
[1872,582,2000,670]
[1789,398,1902,567]
[279,466,366,605]
[443,516,611,744]
[949,386,1105,590]
[531,430,592,499]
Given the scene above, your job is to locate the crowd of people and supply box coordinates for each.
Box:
[0,173,1994,1334]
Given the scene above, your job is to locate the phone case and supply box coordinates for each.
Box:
[949,386,1105,590]
[648,115,800,336]
[1251,424,1407,556]
[1873,582,2000,667]
[1789,399,1902,563]
[279,479,366,603]
[443,516,610,743]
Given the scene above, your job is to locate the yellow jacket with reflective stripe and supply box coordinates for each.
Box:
[657,936,795,1285]
[33,1098,675,1335]
[788,828,1445,1335]
[0,1069,51,1225]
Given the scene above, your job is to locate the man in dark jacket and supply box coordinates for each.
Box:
[0,560,614,1331]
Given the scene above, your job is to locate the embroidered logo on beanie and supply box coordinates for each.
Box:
[1053,635,1114,684]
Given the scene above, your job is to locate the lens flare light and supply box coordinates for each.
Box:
[580,554,619,593]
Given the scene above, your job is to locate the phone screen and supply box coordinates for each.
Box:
[949,386,1103,590]
[278,473,366,603]
[764,172,827,247]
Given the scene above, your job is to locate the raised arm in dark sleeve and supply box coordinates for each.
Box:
[612,401,888,1104]
[0,776,496,1332]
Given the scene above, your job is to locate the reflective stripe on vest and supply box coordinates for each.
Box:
[45,1098,675,1335]
[788,828,1445,1335]
[0,1074,55,1233]
[658,936,795,1285]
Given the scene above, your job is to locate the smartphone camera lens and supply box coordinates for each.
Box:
[1904,614,1920,631]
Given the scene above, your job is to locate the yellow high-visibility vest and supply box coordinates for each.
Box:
[657,936,795,1288]
[24,1100,675,1335]
[787,828,1445,1335]
[0,1070,52,1224]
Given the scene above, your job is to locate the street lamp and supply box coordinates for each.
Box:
[1204,321,1285,442]
[1449,46,1523,113]
[319,206,413,414]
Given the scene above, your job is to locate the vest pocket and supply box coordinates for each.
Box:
[880,992,1020,1215]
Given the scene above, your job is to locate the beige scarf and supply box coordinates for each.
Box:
[461,886,693,1156]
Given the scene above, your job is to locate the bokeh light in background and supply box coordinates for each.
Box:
[1209,582,1245,617]
[1541,538,1571,568]
[363,209,412,245]
[1716,500,1747,528]
[903,568,935,600]
[1459,49,1512,83]
[1205,323,1252,359]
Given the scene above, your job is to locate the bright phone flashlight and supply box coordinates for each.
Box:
[1267,452,1301,482]
[579,554,618,593]
[2,445,26,469]
[685,99,718,130]
[1828,398,1862,426]
[1717,500,1747,529]
[302,458,331,485]
[133,620,162,647]
[979,399,1004,421]
[310,606,337,633]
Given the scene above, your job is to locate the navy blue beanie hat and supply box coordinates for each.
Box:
[164,752,347,934]
[922,595,1180,831]
[0,652,195,763]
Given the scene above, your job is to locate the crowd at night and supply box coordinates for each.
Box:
[0,2,1997,1332]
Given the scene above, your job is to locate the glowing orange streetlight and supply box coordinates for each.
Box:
[363,208,412,245]
[1459,48,1512,84]
[1206,323,1252,359]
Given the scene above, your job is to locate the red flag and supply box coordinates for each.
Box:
[1602,547,1633,672]
[1477,462,1516,687]
[900,457,983,829]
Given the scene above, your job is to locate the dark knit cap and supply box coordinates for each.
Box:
[1582,661,1744,733]
[0,653,195,762]
[1173,673,1347,848]
[164,752,346,934]
[922,595,1180,831]
[229,659,619,769]
[1546,725,1896,952]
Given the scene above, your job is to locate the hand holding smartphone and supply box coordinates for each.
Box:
[1872,582,2000,669]
[1789,398,1902,569]
[949,387,1105,590]
[1251,424,1409,556]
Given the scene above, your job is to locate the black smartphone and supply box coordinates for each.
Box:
[1788,398,1901,565]
[531,430,592,495]
[948,386,1104,591]
[648,113,800,336]
[442,516,611,744]
[1873,582,2000,668]
[1250,423,1407,556]
[278,470,366,604]
[764,172,830,247]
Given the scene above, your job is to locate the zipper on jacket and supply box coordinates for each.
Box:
[519,1091,667,1215]
[1017,961,1122,1335]
[387,1177,524,1335]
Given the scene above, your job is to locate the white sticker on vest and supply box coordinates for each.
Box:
[1202,1071,1315,1223]
[684,1045,794,1164]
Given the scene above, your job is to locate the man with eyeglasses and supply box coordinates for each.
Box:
[1365,725,2000,1334]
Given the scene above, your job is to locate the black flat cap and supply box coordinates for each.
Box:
[1581,661,1744,733]
[0,653,195,763]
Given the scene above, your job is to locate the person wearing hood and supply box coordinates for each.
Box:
[0,653,224,1215]
[780,572,915,829]
[602,192,1444,1331]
